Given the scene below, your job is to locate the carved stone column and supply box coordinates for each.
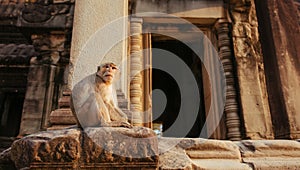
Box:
[68,0,128,89]
[19,57,50,135]
[130,17,144,126]
[19,32,67,135]
[229,0,274,139]
[143,33,152,128]
[216,19,241,141]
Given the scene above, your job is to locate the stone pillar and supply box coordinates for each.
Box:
[68,0,128,89]
[229,0,274,139]
[216,20,242,141]
[130,17,144,126]
[41,64,56,129]
[19,61,49,135]
[261,0,300,139]
[42,32,66,129]
[19,32,66,135]
[143,33,152,128]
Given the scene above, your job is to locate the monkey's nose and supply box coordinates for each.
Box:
[109,67,115,72]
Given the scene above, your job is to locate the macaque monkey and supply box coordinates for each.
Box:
[71,62,132,128]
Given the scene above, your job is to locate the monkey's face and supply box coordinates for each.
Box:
[97,63,118,84]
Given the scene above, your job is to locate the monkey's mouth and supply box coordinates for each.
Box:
[105,74,113,78]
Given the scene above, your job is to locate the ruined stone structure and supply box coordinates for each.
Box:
[0,0,299,169]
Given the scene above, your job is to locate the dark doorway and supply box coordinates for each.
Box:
[151,35,206,138]
[0,66,28,138]
[0,91,25,137]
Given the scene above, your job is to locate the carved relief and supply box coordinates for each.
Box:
[22,3,52,23]
[17,0,74,28]
[0,0,24,19]
[0,44,35,64]
[229,0,273,139]
[31,33,66,64]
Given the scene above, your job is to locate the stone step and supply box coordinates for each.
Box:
[62,89,72,96]
[49,108,77,125]
[116,90,129,110]
[116,89,125,96]
[158,138,252,170]
[58,95,71,108]
[47,125,77,131]
[118,98,128,109]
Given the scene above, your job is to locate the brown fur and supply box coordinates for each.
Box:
[71,63,132,128]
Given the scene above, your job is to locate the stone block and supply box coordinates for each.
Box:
[0,148,15,169]
[237,140,300,169]
[47,125,77,131]
[184,139,241,159]
[82,127,158,169]
[10,129,81,169]
[159,138,251,170]
[159,146,193,170]
[49,108,77,125]
[4,127,159,169]
[184,139,251,169]
[58,95,71,108]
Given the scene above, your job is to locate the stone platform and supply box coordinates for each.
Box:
[158,138,300,169]
[1,129,300,170]
[0,127,158,170]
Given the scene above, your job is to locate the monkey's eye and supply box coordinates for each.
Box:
[112,66,117,70]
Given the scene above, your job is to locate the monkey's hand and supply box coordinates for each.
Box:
[108,121,132,128]
[120,121,133,128]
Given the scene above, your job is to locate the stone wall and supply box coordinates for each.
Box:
[255,0,300,139]
[265,0,300,139]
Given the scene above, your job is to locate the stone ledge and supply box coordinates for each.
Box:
[242,158,300,169]
[185,139,241,159]
[2,132,300,170]
[159,138,251,170]
[237,140,300,157]
[236,140,300,169]
[186,139,251,170]
[158,138,300,170]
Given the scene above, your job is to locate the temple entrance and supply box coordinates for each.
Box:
[151,35,206,138]
[0,92,25,137]
[0,67,28,137]
[0,66,28,151]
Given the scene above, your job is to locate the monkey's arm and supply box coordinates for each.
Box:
[104,101,128,121]
[97,102,132,128]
